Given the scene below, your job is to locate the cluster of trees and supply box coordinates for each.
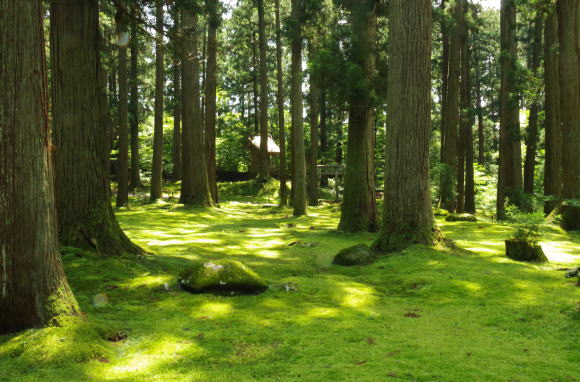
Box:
[1,0,578,333]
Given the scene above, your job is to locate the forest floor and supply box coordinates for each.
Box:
[1,182,579,382]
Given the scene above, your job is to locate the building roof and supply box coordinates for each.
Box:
[248,136,280,154]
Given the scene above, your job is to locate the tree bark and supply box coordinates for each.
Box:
[319,90,329,188]
[308,43,320,206]
[497,0,523,219]
[116,5,130,207]
[256,0,270,181]
[291,0,307,216]
[129,6,141,191]
[150,0,165,202]
[557,0,580,230]
[179,7,214,207]
[339,1,379,232]
[374,0,442,252]
[475,43,485,165]
[523,16,543,195]
[456,0,468,213]
[543,9,561,215]
[252,31,259,136]
[0,0,79,334]
[462,0,475,214]
[172,8,182,181]
[275,0,288,206]
[50,0,143,256]
[205,0,219,203]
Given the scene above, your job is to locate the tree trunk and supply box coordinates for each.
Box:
[291,0,307,216]
[308,43,320,206]
[150,0,165,202]
[374,0,442,252]
[475,45,485,165]
[252,31,259,136]
[51,0,143,256]
[179,7,214,207]
[172,8,182,181]
[440,0,462,213]
[440,0,449,164]
[339,1,379,232]
[129,6,141,191]
[0,0,79,334]
[116,5,130,207]
[557,0,580,230]
[319,90,329,188]
[275,0,288,206]
[543,9,561,215]
[205,0,219,203]
[456,0,468,213]
[523,16,543,195]
[462,0,475,214]
[497,0,522,219]
[256,0,270,181]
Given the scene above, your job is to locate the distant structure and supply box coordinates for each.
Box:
[247,135,280,175]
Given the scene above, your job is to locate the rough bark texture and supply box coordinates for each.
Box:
[172,7,182,181]
[462,1,475,214]
[179,8,214,207]
[116,5,130,207]
[557,0,580,230]
[319,91,329,188]
[338,1,378,232]
[523,16,543,195]
[290,0,307,216]
[440,0,462,213]
[497,0,522,219]
[275,0,288,206]
[129,8,141,190]
[1,0,79,333]
[456,0,468,213]
[256,0,270,181]
[205,0,219,203]
[150,0,165,202]
[308,43,320,207]
[374,0,442,252]
[475,46,485,165]
[51,0,143,256]
[252,32,259,136]
[543,10,561,215]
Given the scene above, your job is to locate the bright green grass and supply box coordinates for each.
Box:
[1,187,579,382]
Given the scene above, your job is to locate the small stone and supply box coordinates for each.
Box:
[505,240,547,262]
[333,244,377,266]
[93,293,109,307]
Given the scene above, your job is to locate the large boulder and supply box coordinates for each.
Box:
[445,213,477,222]
[178,260,268,295]
[505,239,547,263]
[333,244,377,266]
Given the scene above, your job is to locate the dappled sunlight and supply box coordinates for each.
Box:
[335,282,378,310]
[194,301,234,318]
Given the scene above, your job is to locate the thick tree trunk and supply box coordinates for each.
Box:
[205,0,219,203]
[497,0,522,219]
[0,0,79,334]
[150,1,165,202]
[440,0,462,213]
[339,1,378,232]
[252,32,259,136]
[179,7,214,207]
[256,0,270,181]
[557,0,580,230]
[291,0,307,216]
[523,16,543,195]
[116,6,130,207]
[462,0,475,214]
[543,10,561,215]
[308,43,320,206]
[129,7,141,191]
[319,90,329,188]
[456,0,468,213]
[374,0,442,252]
[51,0,143,256]
[275,0,288,206]
[440,0,449,164]
[171,7,182,181]
[475,49,485,165]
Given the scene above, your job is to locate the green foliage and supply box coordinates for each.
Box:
[216,112,250,172]
[506,207,544,245]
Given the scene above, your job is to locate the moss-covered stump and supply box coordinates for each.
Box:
[178,260,268,295]
[505,240,547,263]
[433,208,450,217]
[445,213,477,222]
[333,244,377,266]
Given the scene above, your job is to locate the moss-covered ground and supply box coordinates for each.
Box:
[1,182,579,382]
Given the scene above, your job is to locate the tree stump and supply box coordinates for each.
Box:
[505,239,547,262]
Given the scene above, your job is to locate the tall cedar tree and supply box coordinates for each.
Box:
[543,9,561,214]
[440,0,462,213]
[116,5,130,207]
[51,0,143,256]
[456,0,468,213]
[557,0,580,230]
[338,0,379,232]
[319,91,329,187]
[150,0,165,201]
[290,0,307,216]
[205,0,219,203]
[179,5,214,207]
[374,0,442,251]
[462,0,475,213]
[129,6,142,190]
[172,7,182,181]
[523,16,543,195]
[308,42,320,206]
[256,0,270,181]
[275,0,288,205]
[497,0,522,219]
[0,0,79,333]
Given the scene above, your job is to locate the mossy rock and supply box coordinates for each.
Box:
[333,244,377,266]
[178,260,268,295]
[433,208,450,217]
[445,213,477,222]
[505,239,547,263]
